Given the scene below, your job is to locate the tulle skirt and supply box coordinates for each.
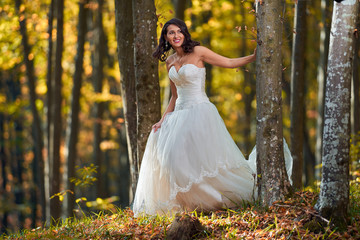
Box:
[132,102,291,216]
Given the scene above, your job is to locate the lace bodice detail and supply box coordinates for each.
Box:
[169,64,210,111]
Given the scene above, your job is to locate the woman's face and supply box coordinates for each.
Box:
[166,24,184,48]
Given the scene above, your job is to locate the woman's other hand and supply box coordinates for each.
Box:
[152,120,163,133]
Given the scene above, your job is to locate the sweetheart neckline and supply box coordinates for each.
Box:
[170,64,205,74]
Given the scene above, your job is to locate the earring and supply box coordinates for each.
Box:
[165,41,169,49]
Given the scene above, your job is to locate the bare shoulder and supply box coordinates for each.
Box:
[193,45,212,58]
[166,54,177,64]
[194,45,208,54]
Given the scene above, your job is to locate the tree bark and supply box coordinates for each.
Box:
[44,0,55,223]
[65,0,88,217]
[315,0,359,229]
[315,0,332,181]
[92,0,106,199]
[50,0,65,220]
[255,0,292,206]
[0,96,8,234]
[241,3,255,157]
[115,0,138,202]
[352,17,360,135]
[173,0,187,20]
[7,74,26,229]
[290,0,307,189]
[132,0,161,167]
[15,0,46,223]
[303,128,316,186]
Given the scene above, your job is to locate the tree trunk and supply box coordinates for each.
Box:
[15,0,46,223]
[290,0,307,189]
[65,0,88,217]
[255,0,292,206]
[352,17,360,135]
[45,0,55,223]
[303,128,316,186]
[0,98,8,234]
[13,118,25,228]
[315,0,359,229]
[115,0,138,202]
[132,0,161,167]
[315,0,332,181]
[352,19,360,165]
[50,0,65,220]
[241,4,255,157]
[116,121,130,207]
[173,0,187,20]
[7,74,26,229]
[92,0,106,199]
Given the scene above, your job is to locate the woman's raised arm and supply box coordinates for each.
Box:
[196,46,256,69]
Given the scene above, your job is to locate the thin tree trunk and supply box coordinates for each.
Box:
[116,119,130,207]
[65,0,88,217]
[50,0,65,220]
[290,0,307,189]
[44,0,55,223]
[92,0,106,199]
[255,0,292,206]
[0,103,8,234]
[241,3,255,156]
[303,128,316,186]
[114,0,137,202]
[173,0,187,20]
[315,0,359,229]
[315,0,332,181]
[132,0,161,167]
[15,0,46,223]
[8,76,26,229]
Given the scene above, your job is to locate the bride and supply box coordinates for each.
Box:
[133,18,292,216]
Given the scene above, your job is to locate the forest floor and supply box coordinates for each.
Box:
[1,190,360,239]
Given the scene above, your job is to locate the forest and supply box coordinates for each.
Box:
[0,0,359,238]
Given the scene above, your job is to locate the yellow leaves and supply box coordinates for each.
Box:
[0,94,5,104]
[3,4,10,12]
[208,18,220,29]
[35,82,47,95]
[50,190,74,202]
[221,1,233,11]
[85,196,120,210]
[19,4,25,13]
[100,140,119,151]
[235,93,242,101]
[27,52,34,60]
[76,197,87,204]
[35,99,43,112]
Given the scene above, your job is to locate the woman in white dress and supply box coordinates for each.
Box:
[133,18,291,216]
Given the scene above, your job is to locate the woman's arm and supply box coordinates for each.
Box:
[196,46,256,68]
[161,80,177,119]
[152,61,178,132]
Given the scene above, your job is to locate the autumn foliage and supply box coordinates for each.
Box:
[3,190,360,239]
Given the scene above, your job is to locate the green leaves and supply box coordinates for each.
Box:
[69,164,98,187]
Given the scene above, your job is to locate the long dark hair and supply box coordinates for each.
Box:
[153,18,200,62]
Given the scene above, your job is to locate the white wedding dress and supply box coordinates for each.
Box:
[133,64,292,216]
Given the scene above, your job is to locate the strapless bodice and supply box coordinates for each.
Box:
[168,64,210,110]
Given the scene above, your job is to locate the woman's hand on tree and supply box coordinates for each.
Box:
[252,47,257,61]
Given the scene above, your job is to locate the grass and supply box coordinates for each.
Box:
[1,189,360,239]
